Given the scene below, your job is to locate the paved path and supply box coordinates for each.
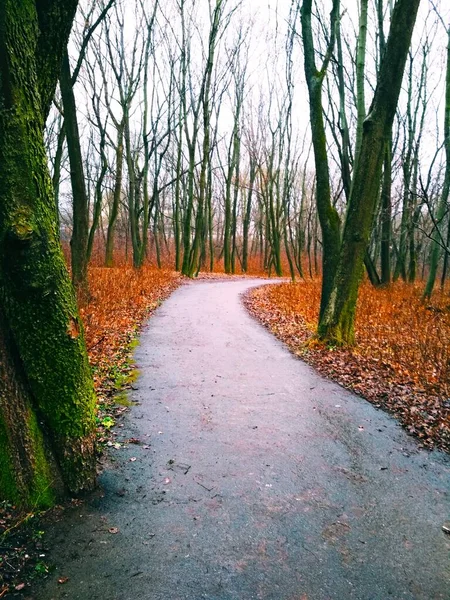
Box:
[40,280,450,600]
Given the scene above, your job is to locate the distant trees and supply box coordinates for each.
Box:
[46,0,448,304]
[0,0,97,507]
[39,0,450,317]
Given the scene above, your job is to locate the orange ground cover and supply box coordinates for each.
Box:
[245,280,450,452]
[80,267,181,408]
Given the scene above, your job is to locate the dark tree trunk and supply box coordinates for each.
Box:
[105,124,124,267]
[301,0,341,319]
[380,142,392,284]
[60,50,90,298]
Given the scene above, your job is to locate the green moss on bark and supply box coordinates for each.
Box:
[0,420,18,504]
[0,407,57,509]
[0,0,97,506]
[26,410,57,508]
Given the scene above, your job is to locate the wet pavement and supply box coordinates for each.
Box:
[39,279,450,600]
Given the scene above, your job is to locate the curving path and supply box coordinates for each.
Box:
[40,279,450,600]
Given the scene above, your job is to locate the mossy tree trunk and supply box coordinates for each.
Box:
[318,0,421,345]
[0,0,97,508]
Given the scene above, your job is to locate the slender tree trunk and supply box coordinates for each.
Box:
[380,141,392,284]
[174,121,183,271]
[60,50,89,298]
[378,0,393,286]
[242,160,256,273]
[52,120,65,225]
[301,0,341,318]
[87,131,107,262]
[105,124,124,267]
[424,27,450,298]
[355,0,368,167]
[124,112,140,268]
[440,213,450,286]
[224,136,234,273]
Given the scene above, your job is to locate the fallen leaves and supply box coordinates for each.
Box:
[245,280,450,453]
[80,267,181,444]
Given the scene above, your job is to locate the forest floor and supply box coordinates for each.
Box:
[21,279,450,600]
[244,280,450,454]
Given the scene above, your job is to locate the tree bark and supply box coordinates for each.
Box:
[380,141,392,284]
[0,0,97,507]
[105,124,124,267]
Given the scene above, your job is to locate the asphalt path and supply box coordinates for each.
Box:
[39,279,450,600]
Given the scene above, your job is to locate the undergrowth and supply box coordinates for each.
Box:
[81,267,181,443]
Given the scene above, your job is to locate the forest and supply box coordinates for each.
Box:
[0,0,450,596]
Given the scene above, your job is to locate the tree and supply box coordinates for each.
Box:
[57,1,115,292]
[0,0,97,507]
[300,0,341,319]
[423,15,450,298]
[318,0,421,344]
[60,49,91,297]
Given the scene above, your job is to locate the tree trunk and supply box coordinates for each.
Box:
[242,160,256,273]
[355,0,369,166]
[319,0,421,344]
[60,50,90,298]
[424,27,450,298]
[301,0,341,319]
[87,130,107,262]
[0,0,97,507]
[380,142,392,284]
[105,124,124,267]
